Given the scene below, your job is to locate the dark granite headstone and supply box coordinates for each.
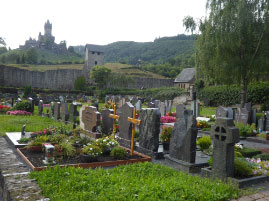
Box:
[38,100,43,116]
[101,109,114,135]
[251,109,257,125]
[61,103,69,122]
[176,104,186,119]
[227,108,234,120]
[211,118,239,179]
[54,102,61,121]
[117,102,134,147]
[69,103,78,122]
[28,97,34,113]
[169,110,197,163]
[139,108,161,152]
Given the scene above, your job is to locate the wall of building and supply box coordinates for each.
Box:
[0,65,84,90]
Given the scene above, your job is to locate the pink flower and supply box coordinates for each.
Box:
[161,116,176,123]
[6,110,32,116]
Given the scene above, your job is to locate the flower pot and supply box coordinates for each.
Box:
[30,146,43,152]
[162,142,170,151]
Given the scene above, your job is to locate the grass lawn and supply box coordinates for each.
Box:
[30,162,240,201]
[0,107,72,136]
[200,106,217,117]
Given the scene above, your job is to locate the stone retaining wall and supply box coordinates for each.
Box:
[0,137,48,201]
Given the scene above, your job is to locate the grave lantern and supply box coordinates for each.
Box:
[43,144,55,165]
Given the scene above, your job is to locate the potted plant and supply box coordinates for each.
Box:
[160,126,173,151]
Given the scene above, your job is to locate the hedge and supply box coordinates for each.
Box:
[198,82,269,106]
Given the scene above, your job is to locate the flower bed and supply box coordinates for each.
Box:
[6,110,32,116]
[160,116,176,123]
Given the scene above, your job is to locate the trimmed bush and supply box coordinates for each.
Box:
[198,82,269,106]
[234,157,254,178]
[238,147,262,158]
[254,154,269,161]
[198,135,212,151]
[110,146,127,160]
[12,101,32,112]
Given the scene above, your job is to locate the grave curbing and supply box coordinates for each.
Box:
[0,137,49,201]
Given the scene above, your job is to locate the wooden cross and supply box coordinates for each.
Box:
[128,108,141,156]
[109,105,120,139]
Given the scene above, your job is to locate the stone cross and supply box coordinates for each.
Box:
[211,118,239,179]
[139,108,161,153]
[127,108,141,155]
[169,109,197,163]
[38,100,43,116]
[102,108,114,135]
[117,102,134,147]
[109,105,120,138]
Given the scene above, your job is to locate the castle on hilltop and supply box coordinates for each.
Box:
[19,20,67,54]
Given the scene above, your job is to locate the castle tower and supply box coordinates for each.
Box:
[44,20,52,36]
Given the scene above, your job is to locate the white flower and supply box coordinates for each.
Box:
[90,148,93,150]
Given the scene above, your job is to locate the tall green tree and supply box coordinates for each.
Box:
[0,37,6,46]
[185,0,269,106]
[90,66,111,89]
[25,48,38,64]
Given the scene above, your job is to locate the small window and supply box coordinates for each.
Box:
[92,51,95,54]
[97,52,100,55]
[95,61,97,65]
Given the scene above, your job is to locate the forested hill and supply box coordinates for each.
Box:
[74,34,196,65]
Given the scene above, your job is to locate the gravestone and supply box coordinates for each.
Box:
[28,97,35,113]
[160,102,166,116]
[80,106,101,136]
[61,103,69,122]
[139,108,161,152]
[50,102,54,118]
[69,103,78,123]
[135,100,142,111]
[169,110,197,163]
[154,100,161,108]
[191,101,200,117]
[235,108,249,125]
[211,118,239,178]
[245,102,252,112]
[227,108,234,119]
[176,104,186,119]
[59,96,64,103]
[54,102,61,121]
[166,100,173,113]
[216,106,228,118]
[117,102,134,147]
[266,112,269,131]
[38,100,43,116]
[251,109,257,125]
[101,109,114,135]
[258,117,264,132]
[119,98,126,108]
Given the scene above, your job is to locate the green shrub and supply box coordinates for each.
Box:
[110,146,127,160]
[208,157,213,166]
[197,135,212,151]
[12,101,32,112]
[237,147,262,158]
[234,157,254,178]
[254,154,269,161]
[74,76,86,91]
[235,123,255,137]
[198,82,269,106]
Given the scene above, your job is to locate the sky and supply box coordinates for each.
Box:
[1,0,207,49]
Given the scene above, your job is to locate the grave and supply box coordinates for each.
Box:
[101,109,114,135]
[135,100,142,111]
[117,102,134,147]
[154,100,161,108]
[61,103,69,122]
[160,102,166,116]
[137,108,162,158]
[6,130,32,148]
[38,100,43,116]
[54,102,61,121]
[165,100,173,113]
[165,109,207,173]
[119,97,126,108]
[28,97,35,113]
[69,103,78,123]
[191,101,200,117]
[216,106,234,119]
[79,106,101,138]
[202,118,239,179]
[235,108,249,125]
[176,104,185,119]
[50,102,54,118]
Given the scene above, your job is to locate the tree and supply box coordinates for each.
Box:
[21,54,25,64]
[74,76,86,91]
[90,66,111,89]
[25,48,38,64]
[0,47,7,55]
[185,0,269,106]
[68,46,75,53]
[183,16,197,34]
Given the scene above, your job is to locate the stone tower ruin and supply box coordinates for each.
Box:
[44,20,52,36]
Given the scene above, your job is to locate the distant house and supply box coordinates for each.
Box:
[174,68,195,91]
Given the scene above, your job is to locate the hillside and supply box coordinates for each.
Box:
[73,34,196,65]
